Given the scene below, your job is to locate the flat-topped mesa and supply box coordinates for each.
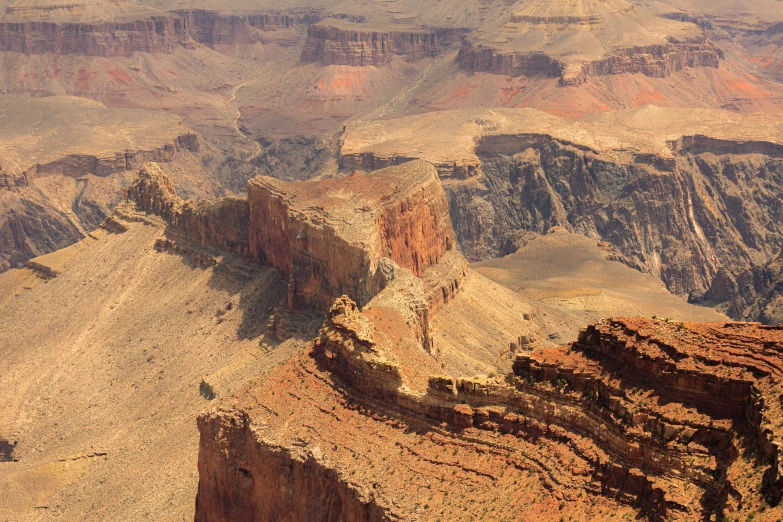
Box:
[247,160,459,312]
[459,0,722,85]
[459,39,722,85]
[126,160,463,315]
[301,20,466,66]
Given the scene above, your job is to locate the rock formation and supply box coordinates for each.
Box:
[341,107,783,321]
[301,20,466,66]
[0,96,200,273]
[459,0,722,85]
[0,7,315,56]
[129,160,464,314]
[196,301,783,520]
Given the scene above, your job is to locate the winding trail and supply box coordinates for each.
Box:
[227,81,263,161]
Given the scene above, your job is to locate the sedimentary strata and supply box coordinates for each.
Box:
[459,39,722,86]
[341,107,783,320]
[129,160,463,313]
[196,301,783,520]
[301,20,466,66]
[0,7,314,56]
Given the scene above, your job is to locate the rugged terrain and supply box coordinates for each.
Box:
[0,95,201,272]
[196,302,783,521]
[4,0,783,520]
[342,105,783,322]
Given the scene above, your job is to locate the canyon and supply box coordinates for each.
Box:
[341,106,783,322]
[3,0,783,520]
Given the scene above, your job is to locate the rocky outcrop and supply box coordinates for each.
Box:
[127,160,462,314]
[198,302,783,520]
[176,10,316,47]
[458,41,564,79]
[13,133,199,187]
[127,163,250,257]
[0,17,191,56]
[458,38,722,85]
[0,438,17,462]
[301,22,466,66]
[446,139,783,304]
[247,161,457,311]
[694,248,783,324]
[566,42,723,86]
[195,409,389,522]
[0,9,314,55]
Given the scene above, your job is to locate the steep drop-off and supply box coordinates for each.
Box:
[341,107,783,321]
[196,297,783,520]
[301,20,466,66]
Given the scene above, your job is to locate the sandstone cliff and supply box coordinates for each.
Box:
[459,38,723,85]
[301,20,466,66]
[195,409,389,522]
[0,8,313,56]
[247,161,457,311]
[0,17,191,56]
[127,163,250,257]
[127,160,462,315]
[196,305,783,520]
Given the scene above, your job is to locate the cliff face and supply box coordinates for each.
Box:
[0,10,312,55]
[195,409,389,522]
[176,10,315,47]
[0,131,198,273]
[127,163,250,257]
[301,23,466,66]
[0,17,191,56]
[196,299,783,520]
[445,140,783,306]
[458,38,722,85]
[458,41,564,78]
[128,160,461,314]
[16,133,199,187]
[247,161,457,311]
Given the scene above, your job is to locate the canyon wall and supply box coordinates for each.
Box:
[246,161,457,311]
[176,10,317,47]
[14,133,199,187]
[458,39,722,85]
[301,23,467,66]
[127,163,250,257]
[0,17,191,56]
[457,41,563,79]
[196,299,783,519]
[0,10,313,56]
[195,409,389,522]
[445,140,783,311]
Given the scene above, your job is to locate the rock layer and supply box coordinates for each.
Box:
[301,21,466,66]
[341,107,783,320]
[459,38,722,85]
[196,308,783,520]
[128,160,461,314]
[247,161,457,311]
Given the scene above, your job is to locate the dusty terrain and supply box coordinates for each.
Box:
[473,229,726,340]
[0,204,319,521]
